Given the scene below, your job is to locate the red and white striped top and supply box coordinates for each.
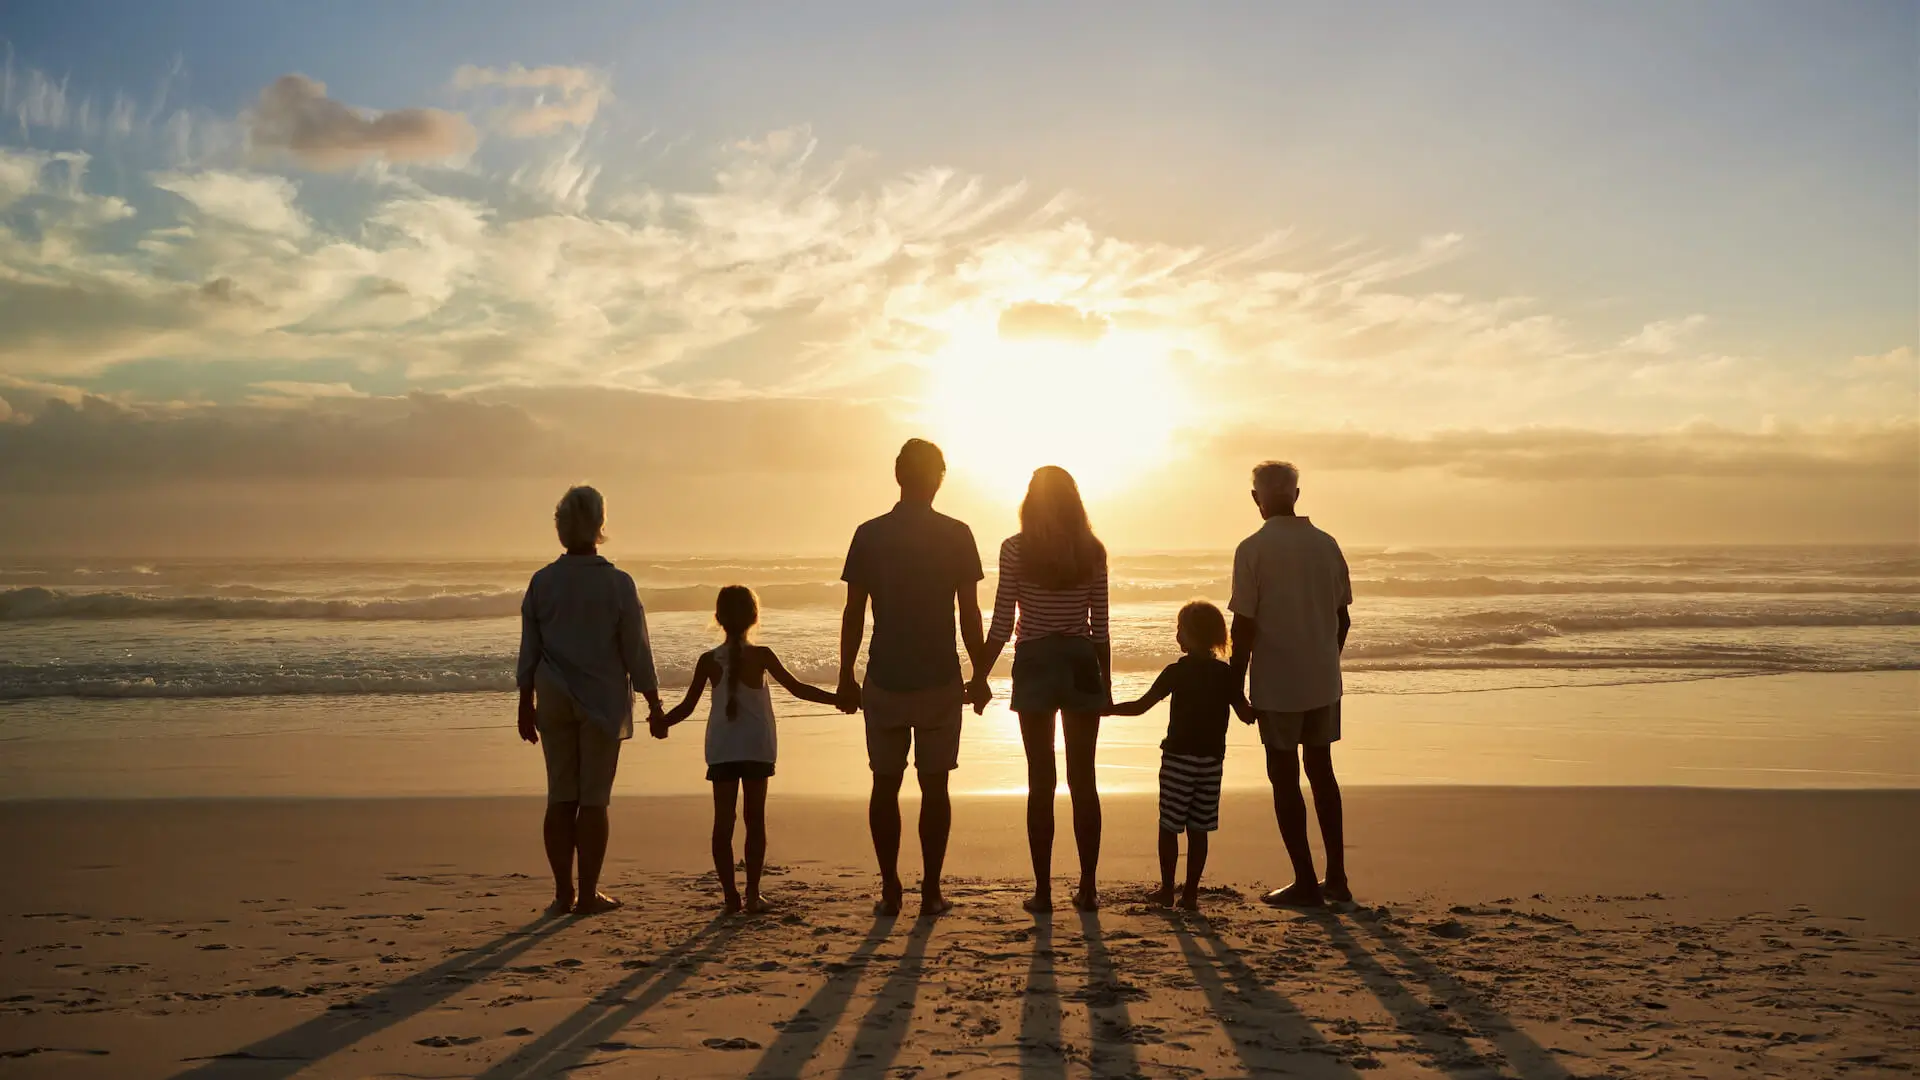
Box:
[988,534,1111,646]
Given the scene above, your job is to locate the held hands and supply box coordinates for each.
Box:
[646,699,669,740]
[1232,695,1256,725]
[965,674,992,715]
[835,673,863,715]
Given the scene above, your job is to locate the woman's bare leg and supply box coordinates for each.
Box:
[543,802,578,913]
[1018,711,1058,912]
[1062,712,1102,910]
[572,806,619,914]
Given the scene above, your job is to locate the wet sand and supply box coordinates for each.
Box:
[2,789,1916,1078]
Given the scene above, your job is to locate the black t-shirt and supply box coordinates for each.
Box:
[1150,655,1237,758]
[842,501,985,692]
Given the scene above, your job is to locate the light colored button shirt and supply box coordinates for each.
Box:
[516,554,657,740]
[1229,515,1352,713]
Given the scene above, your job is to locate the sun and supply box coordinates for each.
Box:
[919,324,1190,501]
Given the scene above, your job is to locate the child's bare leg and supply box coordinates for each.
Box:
[742,777,770,913]
[1178,830,1209,909]
[711,778,742,912]
[1147,827,1178,906]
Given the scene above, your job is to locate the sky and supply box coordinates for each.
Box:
[0,1,1914,555]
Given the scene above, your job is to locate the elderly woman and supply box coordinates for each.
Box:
[516,485,663,916]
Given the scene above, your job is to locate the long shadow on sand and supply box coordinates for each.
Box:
[744,914,897,1079]
[472,913,738,1079]
[835,915,937,1079]
[1073,910,1143,1078]
[1017,919,1066,1078]
[1169,913,1365,1079]
[167,913,569,1079]
[1337,914,1571,1080]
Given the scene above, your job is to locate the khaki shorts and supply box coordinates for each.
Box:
[863,678,964,775]
[1256,700,1342,749]
[536,677,622,807]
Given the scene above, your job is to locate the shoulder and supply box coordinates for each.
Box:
[1233,530,1263,560]
[932,509,977,543]
[999,533,1022,556]
[1312,526,1344,553]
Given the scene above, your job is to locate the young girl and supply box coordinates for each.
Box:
[1105,600,1250,910]
[660,586,837,914]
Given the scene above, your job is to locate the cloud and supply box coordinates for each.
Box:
[1622,314,1709,355]
[152,170,310,236]
[247,74,476,170]
[451,64,607,136]
[1208,421,1920,482]
[997,301,1108,344]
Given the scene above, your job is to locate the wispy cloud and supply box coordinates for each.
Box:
[247,74,475,170]
[451,63,607,136]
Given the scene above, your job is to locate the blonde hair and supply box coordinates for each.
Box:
[1177,600,1229,658]
[554,485,606,550]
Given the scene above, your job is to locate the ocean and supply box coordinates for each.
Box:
[2,545,1915,797]
[3,546,1914,702]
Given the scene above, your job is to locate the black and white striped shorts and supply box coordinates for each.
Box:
[1158,751,1224,833]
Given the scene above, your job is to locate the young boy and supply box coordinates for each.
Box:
[1106,600,1250,909]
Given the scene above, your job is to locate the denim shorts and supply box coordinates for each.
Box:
[1010,635,1106,715]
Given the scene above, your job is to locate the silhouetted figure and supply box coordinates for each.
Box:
[656,586,837,914]
[1106,600,1250,910]
[972,466,1112,913]
[1229,461,1353,907]
[837,439,991,917]
[516,485,665,917]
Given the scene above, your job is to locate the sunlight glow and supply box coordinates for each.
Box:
[920,325,1192,500]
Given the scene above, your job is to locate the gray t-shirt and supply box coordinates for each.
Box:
[1229,515,1352,713]
[842,501,984,693]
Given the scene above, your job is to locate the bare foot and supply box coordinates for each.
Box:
[873,880,903,917]
[1261,881,1326,908]
[919,893,953,918]
[1320,877,1354,904]
[723,892,744,915]
[1022,894,1053,915]
[545,894,574,917]
[1176,887,1200,911]
[1143,885,1176,907]
[573,892,623,916]
[1071,887,1099,912]
[744,893,772,915]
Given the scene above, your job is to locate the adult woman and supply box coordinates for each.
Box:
[970,466,1112,912]
[516,485,664,916]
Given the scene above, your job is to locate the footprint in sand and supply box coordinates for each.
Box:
[702,1037,762,1051]
[414,1035,482,1048]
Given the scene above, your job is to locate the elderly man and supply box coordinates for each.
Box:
[1228,461,1353,908]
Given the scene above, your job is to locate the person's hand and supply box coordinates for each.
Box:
[1232,699,1256,725]
[836,674,862,715]
[648,717,669,740]
[518,698,540,744]
[966,674,992,715]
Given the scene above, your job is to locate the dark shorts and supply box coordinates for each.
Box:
[1010,635,1106,715]
[1159,751,1224,833]
[863,679,964,774]
[707,760,776,782]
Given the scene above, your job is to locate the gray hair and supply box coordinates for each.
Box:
[1251,460,1300,500]
[554,485,607,550]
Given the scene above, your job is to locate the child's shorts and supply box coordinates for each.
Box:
[708,760,776,782]
[1158,751,1224,833]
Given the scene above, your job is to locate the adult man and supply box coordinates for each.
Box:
[838,439,990,916]
[1229,461,1353,908]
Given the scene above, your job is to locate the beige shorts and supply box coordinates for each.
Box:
[1256,700,1342,749]
[536,677,622,807]
[863,678,964,775]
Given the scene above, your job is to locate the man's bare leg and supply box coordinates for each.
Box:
[1262,745,1324,907]
[1303,746,1349,902]
[573,806,620,915]
[870,770,905,915]
[543,802,578,914]
[918,769,953,916]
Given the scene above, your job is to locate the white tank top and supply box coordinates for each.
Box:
[705,644,777,766]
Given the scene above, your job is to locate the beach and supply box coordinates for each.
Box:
[3,789,1917,1078]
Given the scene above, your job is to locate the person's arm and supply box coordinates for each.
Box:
[1227,538,1258,720]
[958,581,990,712]
[1091,557,1112,701]
[618,579,664,722]
[1337,606,1351,652]
[1230,614,1258,723]
[516,583,541,744]
[1335,542,1353,653]
[1106,665,1175,717]
[970,538,1016,711]
[837,583,868,714]
[664,654,716,728]
[761,646,839,707]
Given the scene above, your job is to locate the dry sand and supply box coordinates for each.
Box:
[2,790,1916,1078]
